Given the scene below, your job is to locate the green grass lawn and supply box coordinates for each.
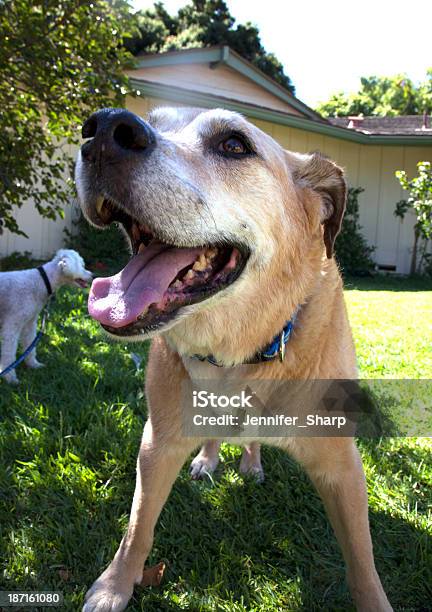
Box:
[0,276,431,611]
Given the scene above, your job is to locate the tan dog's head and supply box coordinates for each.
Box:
[75,107,346,361]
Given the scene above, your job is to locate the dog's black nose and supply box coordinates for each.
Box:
[80,108,155,162]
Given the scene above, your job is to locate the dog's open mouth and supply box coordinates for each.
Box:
[88,199,249,336]
[75,279,89,288]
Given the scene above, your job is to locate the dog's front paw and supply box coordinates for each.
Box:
[82,572,133,612]
[239,454,264,483]
[2,371,19,385]
[26,360,45,369]
[239,463,265,483]
[189,453,219,480]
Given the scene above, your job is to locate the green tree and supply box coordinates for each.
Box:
[395,162,432,276]
[0,0,136,236]
[127,0,295,94]
[418,68,432,115]
[317,73,432,117]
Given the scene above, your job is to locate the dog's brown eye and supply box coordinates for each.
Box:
[218,136,249,156]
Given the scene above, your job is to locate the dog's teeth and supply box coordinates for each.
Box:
[132,224,141,242]
[172,280,182,289]
[185,269,196,280]
[138,243,146,254]
[96,196,104,216]
[192,253,207,271]
[205,248,218,259]
[96,197,113,223]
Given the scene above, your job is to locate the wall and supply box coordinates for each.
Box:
[1,96,430,274]
[128,63,303,115]
[0,143,79,261]
[248,118,429,274]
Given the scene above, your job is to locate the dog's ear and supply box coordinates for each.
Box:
[289,152,347,258]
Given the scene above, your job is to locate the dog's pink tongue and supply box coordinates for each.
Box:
[88,243,201,328]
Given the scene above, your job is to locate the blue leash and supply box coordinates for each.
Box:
[0,299,52,378]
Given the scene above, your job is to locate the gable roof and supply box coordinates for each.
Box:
[132,45,323,121]
[128,46,432,146]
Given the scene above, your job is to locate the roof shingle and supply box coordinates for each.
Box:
[328,115,432,136]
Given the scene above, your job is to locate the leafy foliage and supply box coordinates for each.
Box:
[0,0,137,236]
[317,72,432,117]
[335,187,375,276]
[127,0,295,94]
[0,251,40,272]
[395,161,432,275]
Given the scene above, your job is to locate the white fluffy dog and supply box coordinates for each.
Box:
[0,249,92,384]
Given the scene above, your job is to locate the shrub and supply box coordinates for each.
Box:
[64,212,130,273]
[0,250,41,271]
[394,161,432,276]
[335,186,375,276]
[422,252,432,279]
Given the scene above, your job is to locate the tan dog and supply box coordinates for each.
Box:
[75,106,392,612]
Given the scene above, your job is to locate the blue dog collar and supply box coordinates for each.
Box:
[193,310,298,367]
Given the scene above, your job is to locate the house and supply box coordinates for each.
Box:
[2,46,431,273]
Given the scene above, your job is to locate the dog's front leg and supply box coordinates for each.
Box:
[239,442,264,482]
[83,421,197,612]
[296,439,392,612]
[21,317,44,368]
[0,322,20,384]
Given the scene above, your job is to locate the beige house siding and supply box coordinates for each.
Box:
[0,199,76,261]
[0,143,78,261]
[128,63,304,115]
[1,94,429,274]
